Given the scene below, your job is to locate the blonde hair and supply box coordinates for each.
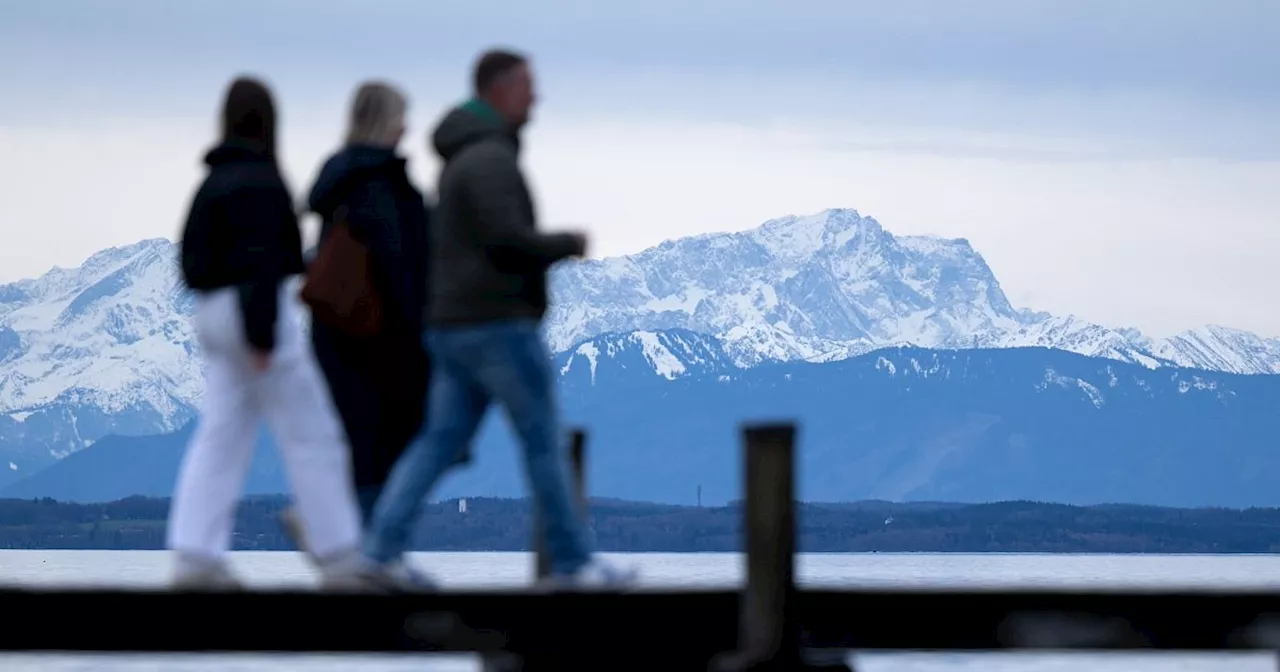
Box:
[345,81,407,147]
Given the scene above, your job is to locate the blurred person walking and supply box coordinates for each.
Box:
[276,82,433,554]
[167,76,366,590]
[358,49,637,590]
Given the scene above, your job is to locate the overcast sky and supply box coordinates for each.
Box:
[0,0,1276,338]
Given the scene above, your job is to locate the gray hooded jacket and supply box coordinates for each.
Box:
[427,99,583,326]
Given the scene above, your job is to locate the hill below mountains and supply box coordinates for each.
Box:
[7,344,1279,508]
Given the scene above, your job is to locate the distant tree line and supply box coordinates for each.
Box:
[2,495,1280,553]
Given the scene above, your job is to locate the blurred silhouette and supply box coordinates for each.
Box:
[295,81,432,529]
[357,49,637,591]
[168,76,366,590]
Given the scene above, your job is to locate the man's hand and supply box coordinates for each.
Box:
[249,349,272,372]
[566,231,589,257]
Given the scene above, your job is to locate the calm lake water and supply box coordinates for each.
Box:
[1,550,1278,671]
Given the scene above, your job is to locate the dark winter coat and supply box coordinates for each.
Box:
[305,145,431,488]
[179,141,306,352]
[427,99,584,326]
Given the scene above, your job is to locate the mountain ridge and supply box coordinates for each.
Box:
[546,209,1279,372]
[1,207,1277,482]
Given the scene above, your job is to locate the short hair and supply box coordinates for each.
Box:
[220,76,276,157]
[472,48,528,95]
[345,80,408,146]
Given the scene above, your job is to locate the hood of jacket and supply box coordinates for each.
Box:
[203,139,272,167]
[306,144,401,217]
[431,98,518,162]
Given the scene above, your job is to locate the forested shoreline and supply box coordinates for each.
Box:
[3,495,1280,553]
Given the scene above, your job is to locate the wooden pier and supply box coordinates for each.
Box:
[3,422,1280,670]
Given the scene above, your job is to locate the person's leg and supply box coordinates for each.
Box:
[471,321,592,576]
[258,339,363,566]
[362,331,489,566]
[280,325,365,561]
[312,324,384,496]
[362,332,428,511]
[356,484,382,525]
[165,351,260,586]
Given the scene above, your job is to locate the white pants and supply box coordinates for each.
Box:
[166,283,362,563]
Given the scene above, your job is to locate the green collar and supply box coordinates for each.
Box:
[462,98,504,126]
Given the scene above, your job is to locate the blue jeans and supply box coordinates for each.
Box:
[362,320,592,574]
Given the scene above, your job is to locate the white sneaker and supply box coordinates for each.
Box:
[314,549,379,592]
[355,556,441,593]
[172,554,245,591]
[538,557,639,591]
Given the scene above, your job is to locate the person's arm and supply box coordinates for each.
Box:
[460,143,584,266]
[227,183,296,354]
[178,187,214,289]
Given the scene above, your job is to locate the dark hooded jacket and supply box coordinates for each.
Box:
[428,99,584,325]
[179,140,305,352]
[307,145,431,334]
[304,145,432,494]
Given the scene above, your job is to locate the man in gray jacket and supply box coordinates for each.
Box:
[360,48,636,589]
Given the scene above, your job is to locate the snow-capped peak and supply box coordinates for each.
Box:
[1,239,174,318]
[0,237,198,421]
[751,208,882,264]
[1150,325,1280,375]
[550,208,1024,365]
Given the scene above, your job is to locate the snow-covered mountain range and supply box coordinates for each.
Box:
[548,209,1280,374]
[0,238,200,482]
[2,207,1278,484]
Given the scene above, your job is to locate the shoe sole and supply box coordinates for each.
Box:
[319,575,386,593]
[348,569,440,595]
[172,576,246,592]
[534,575,641,593]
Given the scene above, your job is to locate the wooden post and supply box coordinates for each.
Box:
[532,428,587,579]
[742,423,799,667]
[712,421,853,672]
[491,431,589,672]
